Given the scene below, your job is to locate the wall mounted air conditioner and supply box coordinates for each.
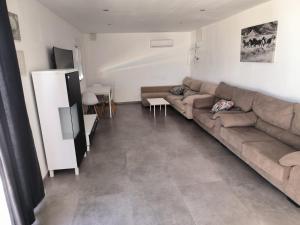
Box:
[150,39,174,48]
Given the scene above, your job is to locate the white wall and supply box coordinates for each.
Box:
[191,0,300,102]
[83,32,192,102]
[7,0,84,178]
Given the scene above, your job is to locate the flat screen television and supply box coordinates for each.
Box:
[52,47,74,69]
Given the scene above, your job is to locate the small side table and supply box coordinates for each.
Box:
[147,98,170,118]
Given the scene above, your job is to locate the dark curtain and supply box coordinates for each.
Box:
[0,0,45,225]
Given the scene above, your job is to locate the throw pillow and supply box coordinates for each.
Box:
[183,89,198,98]
[211,100,234,113]
[169,86,185,95]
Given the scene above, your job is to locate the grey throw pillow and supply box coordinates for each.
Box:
[170,86,185,95]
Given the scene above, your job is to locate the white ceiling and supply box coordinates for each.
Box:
[38,0,270,33]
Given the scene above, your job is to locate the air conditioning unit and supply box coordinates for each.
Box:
[150,39,174,48]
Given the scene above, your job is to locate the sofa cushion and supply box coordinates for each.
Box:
[193,109,215,129]
[292,104,300,136]
[183,89,198,98]
[242,141,293,183]
[220,127,274,151]
[253,93,294,130]
[215,82,235,100]
[256,119,300,150]
[232,87,256,112]
[173,99,185,112]
[200,82,218,95]
[193,95,215,109]
[183,77,193,88]
[182,94,208,105]
[166,94,183,104]
[182,77,202,92]
[189,80,202,92]
[141,92,170,99]
[219,112,257,128]
[279,151,300,167]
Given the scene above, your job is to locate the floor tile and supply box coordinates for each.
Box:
[36,104,300,225]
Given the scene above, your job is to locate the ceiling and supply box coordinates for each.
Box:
[38,0,270,33]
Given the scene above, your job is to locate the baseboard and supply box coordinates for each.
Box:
[115,101,141,105]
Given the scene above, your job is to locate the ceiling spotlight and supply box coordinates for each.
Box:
[200,9,207,12]
[107,24,112,26]
[103,9,110,12]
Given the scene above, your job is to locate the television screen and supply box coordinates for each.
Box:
[53,47,74,69]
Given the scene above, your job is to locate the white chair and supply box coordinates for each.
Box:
[87,83,114,118]
[82,92,100,118]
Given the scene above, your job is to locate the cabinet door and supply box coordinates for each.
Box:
[65,72,86,166]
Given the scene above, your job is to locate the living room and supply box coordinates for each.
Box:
[0,0,299,225]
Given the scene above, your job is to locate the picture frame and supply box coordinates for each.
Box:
[240,21,278,63]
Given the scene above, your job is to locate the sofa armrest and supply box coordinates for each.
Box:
[279,151,300,167]
[285,165,300,205]
[141,85,176,93]
[219,112,257,128]
[193,95,215,109]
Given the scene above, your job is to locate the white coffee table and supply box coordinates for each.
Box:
[147,98,170,117]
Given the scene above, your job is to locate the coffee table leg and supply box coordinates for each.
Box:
[165,104,167,117]
[154,105,156,118]
[160,105,161,111]
[150,105,151,112]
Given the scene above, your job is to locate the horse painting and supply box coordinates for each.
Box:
[240,21,278,63]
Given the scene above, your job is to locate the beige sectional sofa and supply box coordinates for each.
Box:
[141,77,217,119]
[141,85,175,106]
[140,78,300,205]
[193,82,300,206]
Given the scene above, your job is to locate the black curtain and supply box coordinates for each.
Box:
[0,0,45,225]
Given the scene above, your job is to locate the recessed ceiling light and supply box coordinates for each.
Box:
[200,9,207,12]
[103,9,110,12]
[107,24,112,26]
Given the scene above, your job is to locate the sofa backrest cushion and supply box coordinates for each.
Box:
[183,77,193,87]
[182,77,202,92]
[256,119,300,149]
[253,93,294,130]
[292,104,300,136]
[232,87,256,112]
[193,95,215,109]
[215,82,235,100]
[190,79,202,92]
[200,82,218,95]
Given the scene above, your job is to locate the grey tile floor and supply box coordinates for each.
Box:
[35,104,300,225]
